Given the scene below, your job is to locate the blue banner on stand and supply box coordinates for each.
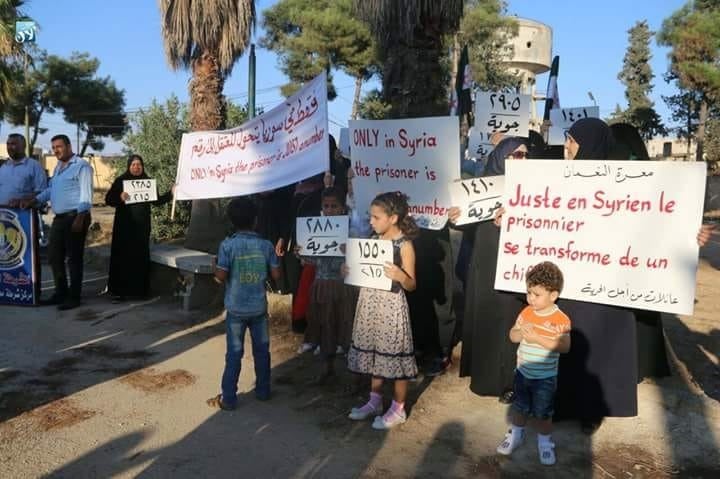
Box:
[0,208,39,305]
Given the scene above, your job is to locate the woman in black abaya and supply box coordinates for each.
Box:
[450,137,530,398]
[610,122,671,381]
[556,118,639,430]
[105,155,173,301]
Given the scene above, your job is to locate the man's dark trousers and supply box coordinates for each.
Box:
[48,212,90,301]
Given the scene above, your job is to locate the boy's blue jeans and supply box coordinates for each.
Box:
[221,312,271,406]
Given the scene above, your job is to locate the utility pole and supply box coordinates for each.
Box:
[248,44,256,119]
[15,20,36,157]
[24,51,29,157]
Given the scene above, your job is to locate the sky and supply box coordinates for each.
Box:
[4,0,687,155]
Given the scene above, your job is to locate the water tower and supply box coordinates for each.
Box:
[503,18,553,126]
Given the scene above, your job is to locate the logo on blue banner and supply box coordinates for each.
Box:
[0,208,37,305]
[0,209,27,268]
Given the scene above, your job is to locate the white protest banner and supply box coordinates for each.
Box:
[123,179,158,204]
[349,116,460,230]
[449,175,505,225]
[474,91,531,158]
[344,238,393,290]
[495,160,706,315]
[548,106,600,145]
[296,215,348,257]
[175,72,328,200]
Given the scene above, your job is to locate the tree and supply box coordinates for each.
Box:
[610,20,665,140]
[706,117,720,164]
[225,100,259,128]
[0,0,28,109]
[658,1,720,160]
[354,0,464,118]
[123,96,191,241]
[122,96,254,242]
[260,0,378,119]
[4,52,126,155]
[159,0,256,252]
[458,0,518,92]
[356,88,391,119]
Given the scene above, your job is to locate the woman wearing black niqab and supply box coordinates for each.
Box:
[456,137,530,398]
[556,118,639,430]
[105,155,173,300]
[609,122,671,381]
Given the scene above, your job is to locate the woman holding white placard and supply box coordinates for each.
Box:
[449,137,530,403]
[105,154,173,302]
[555,118,638,432]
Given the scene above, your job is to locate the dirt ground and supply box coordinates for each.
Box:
[0,223,718,478]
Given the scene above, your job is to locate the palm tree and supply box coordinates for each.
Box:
[0,0,27,111]
[354,0,463,118]
[158,0,255,252]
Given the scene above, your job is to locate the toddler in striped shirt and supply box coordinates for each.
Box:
[496,261,571,466]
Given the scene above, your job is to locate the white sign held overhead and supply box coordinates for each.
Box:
[467,128,495,159]
[349,116,460,230]
[474,91,531,159]
[296,215,349,257]
[494,160,706,315]
[123,179,158,204]
[344,238,393,291]
[175,72,329,200]
[548,106,600,145]
[449,175,505,225]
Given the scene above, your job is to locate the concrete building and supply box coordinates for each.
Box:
[646,137,697,161]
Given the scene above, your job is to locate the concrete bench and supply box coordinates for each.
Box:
[149,244,222,311]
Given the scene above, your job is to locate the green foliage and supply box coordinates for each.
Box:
[121,97,254,242]
[659,1,720,160]
[661,70,710,141]
[122,96,189,241]
[356,89,391,119]
[261,0,377,106]
[353,0,463,117]
[610,20,665,140]
[0,0,29,108]
[225,100,258,128]
[658,2,720,101]
[4,51,126,154]
[458,0,519,91]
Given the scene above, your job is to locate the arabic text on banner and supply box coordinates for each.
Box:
[175,72,329,200]
[349,116,460,230]
[296,215,348,257]
[548,106,600,145]
[449,175,505,226]
[123,179,158,204]
[344,238,393,291]
[0,208,39,306]
[494,160,706,315]
[472,91,531,159]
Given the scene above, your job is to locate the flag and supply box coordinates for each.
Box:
[450,45,473,119]
[543,56,560,120]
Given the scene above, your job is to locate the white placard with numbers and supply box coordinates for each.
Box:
[473,91,531,159]
[296,215,348,257]
[548,106,600,145]
[344,238,393,291]
[123,179,158,204]
[449,175,505,225]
